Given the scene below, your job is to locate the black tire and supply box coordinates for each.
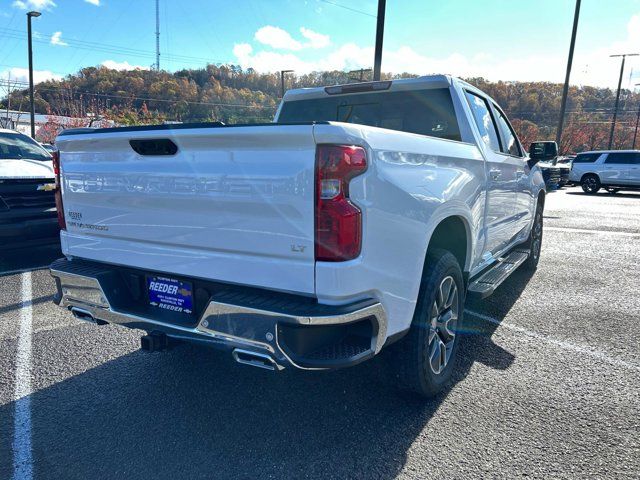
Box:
[390,249,465,398]
[581,174,601,194]
[605,187,620,194]
[522,200,543,271]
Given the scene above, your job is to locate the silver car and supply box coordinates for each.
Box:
[568,150,640,194]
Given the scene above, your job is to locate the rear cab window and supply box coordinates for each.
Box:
[277,88,462,141]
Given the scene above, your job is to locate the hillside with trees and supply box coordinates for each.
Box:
[3,64,639,153]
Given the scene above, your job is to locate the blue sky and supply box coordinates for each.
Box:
[2,0,640,89]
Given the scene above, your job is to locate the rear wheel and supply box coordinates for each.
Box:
[390,249,464,398]
[522,201,543,271]
[581,174,601,194]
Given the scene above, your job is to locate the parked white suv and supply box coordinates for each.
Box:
[569,150,640,194]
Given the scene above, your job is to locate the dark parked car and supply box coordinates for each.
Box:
[529,141,563,189]
[554,157,572,186]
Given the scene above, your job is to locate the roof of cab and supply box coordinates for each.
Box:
[282,74,455,102]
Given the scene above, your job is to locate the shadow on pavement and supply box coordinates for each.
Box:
[0,294,54,316]
[0,265,536,479]
[463,267,535,371]
[0,242,61,275]
[566,191,640,199]
[1,345,447,479]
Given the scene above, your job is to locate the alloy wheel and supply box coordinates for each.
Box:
[427,275,459,375]
[532,210,543,260]
[583,177,598,193]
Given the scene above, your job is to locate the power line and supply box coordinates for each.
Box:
[317,0,377,18]
[0,27,227,66]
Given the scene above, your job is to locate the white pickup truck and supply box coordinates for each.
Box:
[1,129,59,249]
[50,75,546,397]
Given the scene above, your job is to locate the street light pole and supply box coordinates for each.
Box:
[26,10,41,139]
[372,0,386,81]
[608,53,639,150]
[556,0,581,149]
[280,70,293,98]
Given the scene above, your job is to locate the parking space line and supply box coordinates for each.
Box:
[546,226,640,237]
[12,272,33,480]
[465,309,640,372]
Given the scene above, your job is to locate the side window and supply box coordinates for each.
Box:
[573,153,600,163]
[605,152,633,164]
[464,91,501,152]
[493,106,522,157]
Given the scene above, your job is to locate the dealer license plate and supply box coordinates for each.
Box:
[147,276,193,314]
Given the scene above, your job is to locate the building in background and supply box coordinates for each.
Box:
[0,110,114,143]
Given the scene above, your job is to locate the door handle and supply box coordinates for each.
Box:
[489,169,501,180]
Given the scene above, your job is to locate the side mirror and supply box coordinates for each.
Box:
[528,141,558,167]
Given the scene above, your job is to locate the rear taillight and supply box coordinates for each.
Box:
[52,150,66,230]
[315,145,367,261]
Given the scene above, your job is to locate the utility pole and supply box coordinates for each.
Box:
[633,83,640,149]
[372,0,386,81]
[4,73,12,127]
[609,53,639,149]
[280,70,293,98]
[155,0,160,71]
[27,10,41,138]
[556,0,581,149]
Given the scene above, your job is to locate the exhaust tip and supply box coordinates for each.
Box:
[70,307,96,323]
[232,349,279,371]
[70,307,108,325]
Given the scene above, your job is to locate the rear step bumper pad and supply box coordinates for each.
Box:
[50,258,387,370]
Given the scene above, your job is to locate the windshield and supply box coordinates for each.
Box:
[277,88,461,141]
[0,132,52,161]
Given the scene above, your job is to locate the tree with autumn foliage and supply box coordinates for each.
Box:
[4,64,640,154]
[35,116,89,144]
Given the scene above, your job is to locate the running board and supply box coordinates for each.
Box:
[467,249,529,299]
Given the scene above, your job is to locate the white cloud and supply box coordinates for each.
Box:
[84,0,100,5]
[100,60,148,71]
[253,26,331,52]
[300,27,330,49]
[234,16,640,89]
[0,67,62,85]
[234,43,311,72]
[255,26,302,51]
[50,31,68,47]
[12,0,56,10]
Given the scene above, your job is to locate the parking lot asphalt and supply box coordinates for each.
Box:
[1,186,639,480]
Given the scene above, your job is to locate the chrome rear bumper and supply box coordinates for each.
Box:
[50,258,387,370]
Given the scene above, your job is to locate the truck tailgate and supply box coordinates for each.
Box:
[56,124,317,294]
